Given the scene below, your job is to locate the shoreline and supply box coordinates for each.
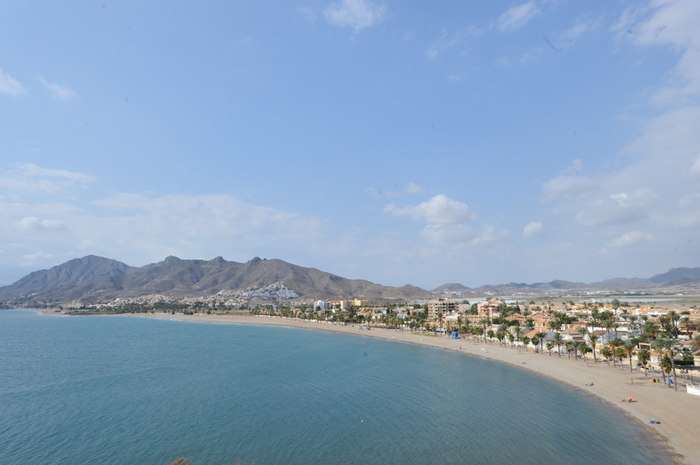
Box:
[35,310,699,464]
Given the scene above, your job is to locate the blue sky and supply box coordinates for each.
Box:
[1,0,700,289]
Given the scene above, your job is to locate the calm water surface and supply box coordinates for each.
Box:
[0,310,668,464]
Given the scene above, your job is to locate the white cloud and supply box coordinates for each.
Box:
[426,25,484,59]
[607,231,655,247]
[366,182,426,198]
[554,14,602,48]
[574,189,657,227]
[421,223,508,247]
[38,77,76,102]
[0,163,95,195]
[617,0,700,106]
[16,163,94,183]
[610,188,657,208]
[522,221,543,237]
[497,1,541,32]
[575,204,648,227]
[385,194,508,247]
[563,159,584,175]
[405,182,425,194]
[542,174,597,201]
[16,216,66,231]
[0,191,329,279]
[386,194,476,224]
[324,0,386,32]
[0,68,27,97]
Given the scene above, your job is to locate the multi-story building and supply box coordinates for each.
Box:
[427,299,458,320]
[477,300,504,319]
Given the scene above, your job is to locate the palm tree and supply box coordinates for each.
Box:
[600,346,612,365]
[667,311,680,337]
[579,342,589,361]
[659,355,671,385]
[552,332,564,357]
[497,330,506,346]
[623,343,636,372]
[643,321,659,340]
[615,346,626,367]
[478,318,490,341]
[513,325,523,344]
[577,326,588,340]
[588,333,599,364]
[546,342,554,355]
[536,330,547,354]
[608,339,624,368]
[436,311,445,333]
[603,318,615,339]
[497,323,509,346]
[659,316,673,336]
[653,337,680,391]
[637,349,650,377]
[693,333,700,351]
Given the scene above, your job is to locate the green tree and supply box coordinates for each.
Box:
[565,341,574,359]
[579,342,590,361]
[653,337,680,391]
[487,329,495,343]
[607,339,625,368]
[536,330,547,354]
[615,346,626,367]
[624,343,636,372]
[667,310,680,337]
[552,332,564,357]
[637,349,650,377]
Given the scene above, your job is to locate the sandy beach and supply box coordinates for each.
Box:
[45,310,699,464]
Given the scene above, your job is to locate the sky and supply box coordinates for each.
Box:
[1,0,700,289]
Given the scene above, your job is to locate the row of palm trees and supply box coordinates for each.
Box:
[470,318,698,391]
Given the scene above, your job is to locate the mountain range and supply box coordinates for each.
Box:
[1,255,699,308]
[432,267,700,296]
[0,255,434,307]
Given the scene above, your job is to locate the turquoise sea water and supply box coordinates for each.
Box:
[0,310,669,464]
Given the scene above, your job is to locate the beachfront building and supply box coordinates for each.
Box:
[477,300,504,319]
[427,299,458,320]
[331,300,352,311]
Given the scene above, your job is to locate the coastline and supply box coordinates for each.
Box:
[37,310,698,464]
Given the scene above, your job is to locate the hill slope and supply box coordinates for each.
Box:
[0,255,133,300]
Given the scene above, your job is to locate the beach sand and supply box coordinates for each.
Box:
[44,311,700,464]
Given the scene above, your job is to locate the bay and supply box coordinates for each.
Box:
[0,310,667,464]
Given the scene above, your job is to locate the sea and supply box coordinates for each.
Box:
[0,310,670,465]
